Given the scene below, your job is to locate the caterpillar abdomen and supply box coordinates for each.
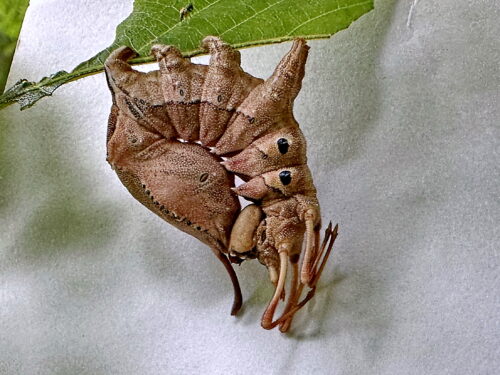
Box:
[105,37,311,245]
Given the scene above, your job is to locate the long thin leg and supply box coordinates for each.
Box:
[211,247,243,316]
[261,250,289,329]
[311,223,338,287]
[279,259,300,332]
[266,223,338,330]
[281,223,338,320]
[300,209,318,285]
[311,222,333,278]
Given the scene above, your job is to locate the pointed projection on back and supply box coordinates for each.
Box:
[199,36,263,146]
[104,46,177,140]
[215,39,309,156]
[152,44,207,141]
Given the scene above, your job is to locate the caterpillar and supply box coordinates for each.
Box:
[104,36,338,332]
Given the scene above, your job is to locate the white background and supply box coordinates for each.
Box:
[0,0,498,374]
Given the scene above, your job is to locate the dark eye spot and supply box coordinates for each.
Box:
[217,94,222,103]
[279,170,291,185]
[277,138,289,154]
[130,138,137,144]
[199,172,209,183]
[179,89,184,96]
[261,153,268,160]
[249,117,255,124]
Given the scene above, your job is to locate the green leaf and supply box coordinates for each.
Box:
[0,0,373,111]
[0,0,29,93]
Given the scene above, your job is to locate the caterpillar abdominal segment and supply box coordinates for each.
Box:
[104,36,338,332]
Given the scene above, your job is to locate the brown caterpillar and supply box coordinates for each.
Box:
[104,36,338,332]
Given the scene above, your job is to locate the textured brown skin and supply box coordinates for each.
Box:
[104,37,336,332]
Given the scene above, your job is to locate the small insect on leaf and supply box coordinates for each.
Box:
[180,3,194,21]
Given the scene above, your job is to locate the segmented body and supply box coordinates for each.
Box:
[104,37,335,331]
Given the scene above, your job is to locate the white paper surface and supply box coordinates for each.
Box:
[1,0,498,374]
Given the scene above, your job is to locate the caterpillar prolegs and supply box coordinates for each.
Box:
[104,37,338,332]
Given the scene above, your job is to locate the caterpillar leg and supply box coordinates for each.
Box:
[260,223,338,331]
[278,257,300,332]
[285,223,338,330]
[261,245,289,329]
[300,207,321,285]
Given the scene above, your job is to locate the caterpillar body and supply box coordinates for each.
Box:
[104,37,337,332]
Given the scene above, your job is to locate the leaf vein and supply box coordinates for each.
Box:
[220,0,288,37]
[288,0,372,35]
